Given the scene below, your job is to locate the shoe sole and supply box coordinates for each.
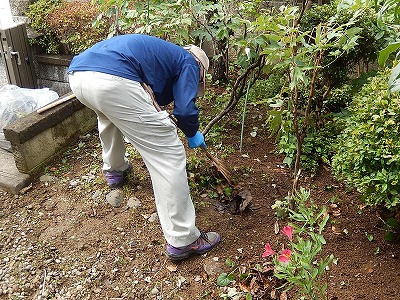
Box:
[166,249,210,261]
[108,181,124,189]
[165,237,221,261]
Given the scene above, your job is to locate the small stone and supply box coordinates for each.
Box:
[151,286,159,295]
[203,260,224,276]
[148,212,158,223]
[39,175,56,182]
[166,264,177,272]
[127,197,141,209]
[106,189,124,208]
[92,190,101,199]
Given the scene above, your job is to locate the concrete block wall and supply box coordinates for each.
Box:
[3,94,97,175]
[34,54,73,96]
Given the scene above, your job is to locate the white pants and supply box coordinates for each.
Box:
[68,71,200,247]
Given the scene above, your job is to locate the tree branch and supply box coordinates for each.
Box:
[203,55,265,135]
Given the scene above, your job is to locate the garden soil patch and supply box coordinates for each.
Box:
[0,102,399,300]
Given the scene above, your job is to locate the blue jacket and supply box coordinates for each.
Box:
[67,34,201,137]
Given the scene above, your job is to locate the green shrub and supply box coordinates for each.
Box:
[332,68,400,208]
[47,1,110,54]
[26,0,63,54]
[276,120,345,174]
[27,0,110,54]
[301,4,383,86]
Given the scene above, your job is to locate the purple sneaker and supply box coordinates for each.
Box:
[105,163,132,188]
[166,231,221,261]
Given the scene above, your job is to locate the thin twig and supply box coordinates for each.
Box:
[41,269,47,295]
[152,258,168,279]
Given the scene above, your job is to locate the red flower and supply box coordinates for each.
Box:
[278,249,292,263]
[282,225,293,240]
[262,243,276,258]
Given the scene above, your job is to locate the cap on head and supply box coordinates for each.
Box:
[184,44,209,97]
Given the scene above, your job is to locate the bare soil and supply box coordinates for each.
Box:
[0,101,399,300]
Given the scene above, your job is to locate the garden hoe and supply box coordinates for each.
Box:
[140,82,234,185]
[142,83,252,214]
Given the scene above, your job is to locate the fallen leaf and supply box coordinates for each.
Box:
[238,189,253,212]
[280,290,288,300]
[166,264,177,272]
[229,189,253,214]
[216,185,224,194]
[262,265,275,274]
[274,220,279,234]
[249,276,259,292]
[331,226,341,235]
[367,268,374,273]
[176,275,186,288]
[238,282,251,292]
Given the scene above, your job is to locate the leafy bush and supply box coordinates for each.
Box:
[276,120,345,174]
[47,1,110,54]
[26,0,63,54]
[27,0,110,54]
[301,3,383,86]
[332,68,400,208]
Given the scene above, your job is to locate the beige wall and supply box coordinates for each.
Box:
[9,0,31,16]
[0,0,13,28]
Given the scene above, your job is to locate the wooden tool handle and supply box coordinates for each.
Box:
[37,93,76,114]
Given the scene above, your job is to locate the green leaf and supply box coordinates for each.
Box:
[217,273,234,287]
[225,257,237,268]
[384,231,394,241]
[378,42,400,66]
[388,62,400,93]
[365,232,374,242]
[386,217,398,228]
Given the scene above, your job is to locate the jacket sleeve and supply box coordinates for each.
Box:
[172,64,201,137]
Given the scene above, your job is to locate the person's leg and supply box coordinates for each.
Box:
[96,112,129,172]
[69,72,130,173]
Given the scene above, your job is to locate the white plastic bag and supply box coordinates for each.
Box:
[0,85,59,151]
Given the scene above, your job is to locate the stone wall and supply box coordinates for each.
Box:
[34,54,72,96]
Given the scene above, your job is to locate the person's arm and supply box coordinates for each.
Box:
[172,64,201,138]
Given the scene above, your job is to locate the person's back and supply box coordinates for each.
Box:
[68,34,202,137]
[68,34,198,105]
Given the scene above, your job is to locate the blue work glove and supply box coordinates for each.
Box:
[187,131,207,149]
